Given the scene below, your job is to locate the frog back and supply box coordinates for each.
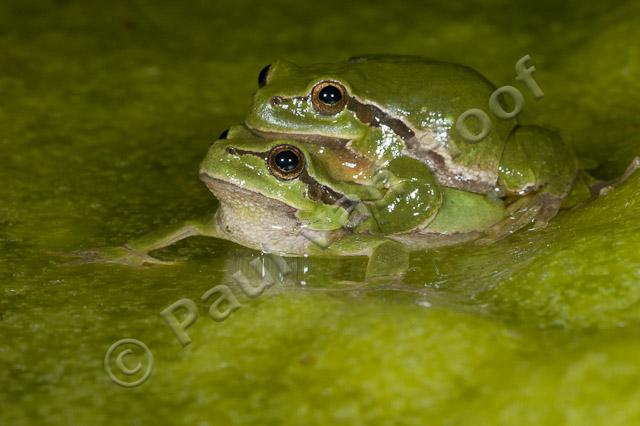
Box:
[343,55,516,193]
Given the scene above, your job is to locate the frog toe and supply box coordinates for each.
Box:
[63,246,176,268]
[532,193,562,228]
[57,249,105,265]
[477,192,561,244]
[592,156,640,195]
[621,156,640,181]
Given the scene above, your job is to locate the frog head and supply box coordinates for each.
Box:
[245,60,373,144]
[199,126,382,253]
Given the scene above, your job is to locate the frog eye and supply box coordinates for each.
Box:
[258,64,271,88]
[267,144,305,180]
[311,81,348,115]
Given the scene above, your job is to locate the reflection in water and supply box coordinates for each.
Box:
[215,230,548,319]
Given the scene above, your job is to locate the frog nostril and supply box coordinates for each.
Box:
[271,96,284,106]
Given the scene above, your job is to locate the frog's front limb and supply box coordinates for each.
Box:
[74,214,220,267]
[356,156,443,235]
[363,239,410,281]
[480,126,579,242]
[310,234,410,283]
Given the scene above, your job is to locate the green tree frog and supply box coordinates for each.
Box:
[83,56,639,283]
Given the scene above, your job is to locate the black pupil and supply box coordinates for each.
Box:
[274,150,299,172]
[318,85,342,104]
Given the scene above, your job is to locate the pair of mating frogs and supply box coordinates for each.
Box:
[91,55,638,283]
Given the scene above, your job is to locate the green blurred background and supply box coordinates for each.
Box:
[1,0,640,424]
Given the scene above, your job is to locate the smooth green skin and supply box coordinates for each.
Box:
[499,125,578,198]
[246,56,584,229]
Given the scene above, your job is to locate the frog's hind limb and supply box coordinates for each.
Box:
[477,126,577,244]
[590,156,640,196]
[476,192,561,244]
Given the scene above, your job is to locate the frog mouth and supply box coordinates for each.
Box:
[199,173,297,215]
[244,125,350,150]
[245,95,417,146]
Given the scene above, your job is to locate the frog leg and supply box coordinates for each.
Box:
[480,126,578,242]
[560,169,599,209]
[364,239,410,281]
[355,156,443,235]
[71,213,220,267]
[310,234,410,284]
[310,156,432,284]
[591,156,640,195]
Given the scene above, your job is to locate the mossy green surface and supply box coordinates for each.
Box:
[1,0,640,424]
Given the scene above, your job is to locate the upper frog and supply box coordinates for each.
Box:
[245,55,517,194]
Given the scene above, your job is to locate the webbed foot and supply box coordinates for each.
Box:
[476,192,561,245]
[591,156,640,195]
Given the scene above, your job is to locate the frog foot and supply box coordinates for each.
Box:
[65,245,176,267]
[591,156,640,196]
[476,192,561,245]
[531,193,563,228]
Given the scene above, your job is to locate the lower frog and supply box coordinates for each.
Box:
[77,125,638,283]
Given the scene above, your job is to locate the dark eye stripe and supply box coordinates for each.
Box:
[267,93,415,143]
[298,173,351,207]
[225,146,353,207]
[345,97,415,141]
